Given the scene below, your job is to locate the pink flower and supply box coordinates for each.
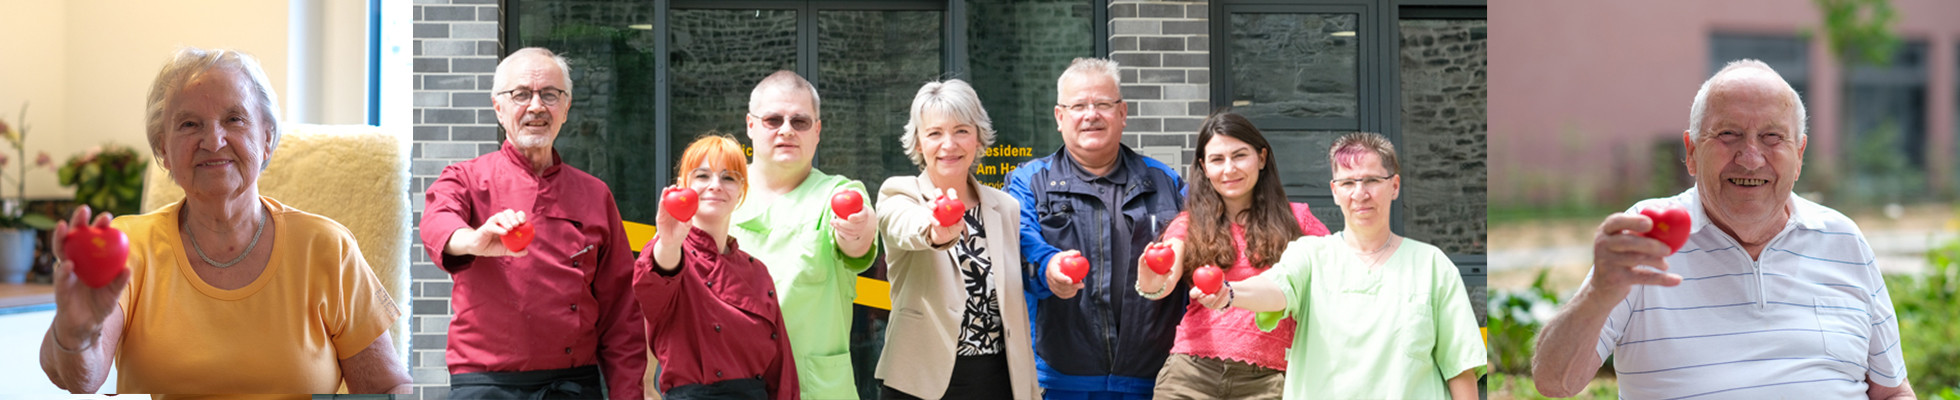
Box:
[36,152,52,169]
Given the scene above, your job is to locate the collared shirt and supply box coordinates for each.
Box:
[1160,203,1330,371]
[635,227,798,399]
[1595,187,1907,398]
[728,168,880,399]
[419,142,646,400]
[1254,235,1486,399]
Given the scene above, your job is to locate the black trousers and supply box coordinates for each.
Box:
[881,353,1012,400]
[451,364,606,400]
[665,377,768,400]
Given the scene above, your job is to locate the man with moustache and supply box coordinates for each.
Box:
[1004,57,1186,400]
[1531,59,1915,399]
[420,47,646,400]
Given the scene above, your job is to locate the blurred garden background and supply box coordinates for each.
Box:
[1489,0,1960,398]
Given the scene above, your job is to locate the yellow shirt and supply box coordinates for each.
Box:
[112,197,400,396]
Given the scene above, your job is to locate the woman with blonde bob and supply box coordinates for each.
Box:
[635,134,798,399]
[874,79,1037,400]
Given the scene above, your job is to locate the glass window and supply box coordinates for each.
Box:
[1398,18,1487,255]
[1229,13,1360,124]
[966,0,1096,187]
[1847,42,1928,171]
[815,10,943,198]
[509,1,665,222]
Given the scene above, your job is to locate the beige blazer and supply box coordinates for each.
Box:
[873,175,1038,400]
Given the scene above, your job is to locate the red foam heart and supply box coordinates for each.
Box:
[831,190,864,219]
[63,225,129,288]
[663,187,699,222]
[1058,253,1089,283]
[1640,205,1692,254]
[932,195,966,227]
[1144,243,1174,274]
[501,221,535,253]
[1193,265,1223,295]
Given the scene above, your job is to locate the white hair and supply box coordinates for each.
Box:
[493,47,575,95]
[145,47,282,170]
[1056,57,1122,102]
[901,79,998,170]
[1687,59,1807,140]
[749,70,822,118]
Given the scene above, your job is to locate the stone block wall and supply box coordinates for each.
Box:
[1111,0,1211,176]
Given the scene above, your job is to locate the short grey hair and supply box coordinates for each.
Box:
[493,47,574,95]
[901,79,998,170]
[145,47,282,170]
[1687,59,1807,140]
[1056,57,1122,101]
[749,70,821,118]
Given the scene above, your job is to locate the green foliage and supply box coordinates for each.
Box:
[1490,373,1619,399]
[1814,0,1901,66]
[56,145,147,217]
[1488,270,1561,374]
[1887,236,1960,392]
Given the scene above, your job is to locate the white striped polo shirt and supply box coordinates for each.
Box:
[1591,187,1907,399]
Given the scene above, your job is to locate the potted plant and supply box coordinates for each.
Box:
[57,144,147,218]
[0,103,59,284]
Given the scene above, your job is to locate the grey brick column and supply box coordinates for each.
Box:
[1111,0,1210,178]
[410,1,500,399]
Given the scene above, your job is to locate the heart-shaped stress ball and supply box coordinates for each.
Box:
[1058,253,1089,283]
[501,221,536,253]
[662,187,699,222]
[1639,205,1692,254]
[1144,243,1175,275]
[831,190,864,219]
[932,195,966,227]
[63,225,129,288]
[1192,265,1224,295]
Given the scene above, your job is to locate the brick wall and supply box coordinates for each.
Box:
[1111,0,1211,176]
[409,1,500,399]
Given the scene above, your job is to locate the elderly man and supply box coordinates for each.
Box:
[420,47,645,400]
[1004,57,1186,400]
[726,70,881,400]
[1531,60,1914,399]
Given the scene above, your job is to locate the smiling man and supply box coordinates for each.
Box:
[1004,57,1186,400]
[1531,60,1915,399]
[420,47,646,400]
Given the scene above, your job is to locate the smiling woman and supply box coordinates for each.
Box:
[37,48,411,397]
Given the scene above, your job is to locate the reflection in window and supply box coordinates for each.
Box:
[1230,13,1359,121]
[511,0,665,222]
[966,0,1095,187]
[816,10,942,198]
[669,8,798,174]
[1398,18,1487,255]
[1847,42,1928,172]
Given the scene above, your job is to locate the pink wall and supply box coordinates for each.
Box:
[1491,0,1960,207]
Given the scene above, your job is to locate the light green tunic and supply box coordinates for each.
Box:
[1254,234,1486,399]
[730,168,880,399]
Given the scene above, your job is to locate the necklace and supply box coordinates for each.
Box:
[186,205,268,268]
[1343,230,1395,269]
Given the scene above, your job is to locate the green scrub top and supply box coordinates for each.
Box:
[730,168,881,399]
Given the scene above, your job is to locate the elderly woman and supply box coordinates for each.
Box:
[873,79,1037,400]
[38,48,410,395]
[1133,111,1330,400]
[1193,132,1484,399]
[637,134,798,399]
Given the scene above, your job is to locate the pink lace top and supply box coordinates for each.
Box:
[1161,202,1330,370]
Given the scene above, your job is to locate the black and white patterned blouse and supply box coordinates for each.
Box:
[950,208,1004,356]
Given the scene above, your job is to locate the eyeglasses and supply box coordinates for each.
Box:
[750,113,817,132]
[496,88,567,106]
[1330,174,1396,192]
[1057,100,1123,113]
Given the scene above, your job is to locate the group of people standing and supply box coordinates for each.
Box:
[37,45,1484,400]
